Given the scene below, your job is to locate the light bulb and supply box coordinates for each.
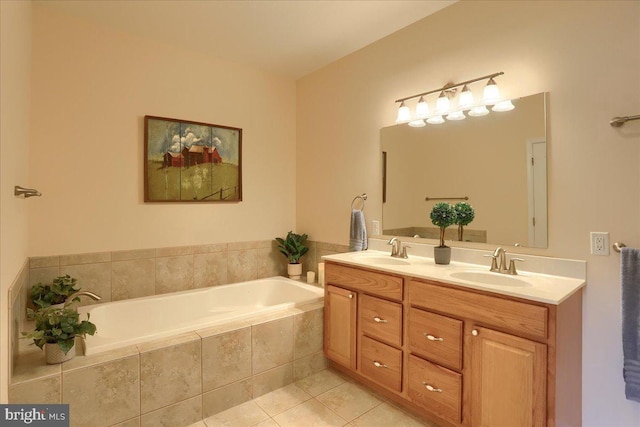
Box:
[458,85,474,109]
[408,119,426,127]
[416,96,429,118]
[396,101,411,123]
[468,106,490,117]
[435,91,450,114]
[492,100,515,112]
[482,78,500,104]
[427,115,445,124]
[446,111,466,121]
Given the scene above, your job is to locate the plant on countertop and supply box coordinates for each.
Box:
[453,202,475,242]
[430,202,458,248]
[30,274,81,310]
[22,306,97,355]
[275,231,309,264]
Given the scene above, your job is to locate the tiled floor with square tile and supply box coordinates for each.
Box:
[188,368,440,427]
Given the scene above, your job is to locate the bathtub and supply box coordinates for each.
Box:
[78,276,324,355]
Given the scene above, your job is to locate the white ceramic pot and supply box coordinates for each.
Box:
[287,263,303,280]
[45,342,75,364]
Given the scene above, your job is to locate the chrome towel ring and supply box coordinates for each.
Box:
[351,193,367,211]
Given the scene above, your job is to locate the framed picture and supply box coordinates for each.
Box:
[144,116,242,202]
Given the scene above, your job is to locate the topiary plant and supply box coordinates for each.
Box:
[430,202,457,248]
[275,231,309,264]
[454,202,475,241]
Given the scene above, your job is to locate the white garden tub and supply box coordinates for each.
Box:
[78,276,324,355]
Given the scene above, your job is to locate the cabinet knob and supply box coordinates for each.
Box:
[373,317,388,323]
[423,333,444,342]
[422,382,443,393]
[472,329,479,336]
[348,293,353,299]
[373,361,388,368]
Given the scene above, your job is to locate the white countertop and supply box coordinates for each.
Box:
[322,250,586,305]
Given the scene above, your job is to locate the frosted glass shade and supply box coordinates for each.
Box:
[435,91,450,114]
[482,78,500,104]
[427,115,445,124]
[492,100,515,112]
[416,96,429,118]
[396,101,411,122]
[408,120,426,127]
[446,111,466,121]
[458,85,474,109]
[468,106,490,117]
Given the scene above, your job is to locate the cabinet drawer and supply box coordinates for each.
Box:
[409,279,548,339]
[326,263,403,301]
[408,308,462,370]
[360,336,402,392]
[361,295,402,347]
[408,355,462,424]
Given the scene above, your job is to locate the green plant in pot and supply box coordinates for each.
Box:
[430,202,457,265]
[275,231,309,279]
[30,274,81,310]
[454,202,475,242]
[22,307,97,364]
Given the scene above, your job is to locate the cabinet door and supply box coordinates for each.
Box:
[324,285,357,370]
[470,326,547,427]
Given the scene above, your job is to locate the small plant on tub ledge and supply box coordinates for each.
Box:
[430,202,457,265]
[275,231,309,279]
[29,274,81,310]
[22,307,97,364]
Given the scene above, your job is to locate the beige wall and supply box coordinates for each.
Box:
[297,1,640,425]
[28,6,297,256]
[0,0,32,403]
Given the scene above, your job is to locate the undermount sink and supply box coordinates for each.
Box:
[349,253,411,266]
[449,271,531,287]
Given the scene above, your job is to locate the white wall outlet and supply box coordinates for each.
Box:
[371,220,380,235]
[590,232,610,255]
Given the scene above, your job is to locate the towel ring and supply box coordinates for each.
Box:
[351,193,367,211]
[613,242,627,253]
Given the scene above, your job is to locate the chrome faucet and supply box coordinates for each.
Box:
[388,237,409,258]
[65,291,102,307]
[486,247,524,275]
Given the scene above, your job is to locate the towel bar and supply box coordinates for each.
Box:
[614,242,627,253]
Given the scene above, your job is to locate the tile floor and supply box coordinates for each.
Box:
[188,368,439,427]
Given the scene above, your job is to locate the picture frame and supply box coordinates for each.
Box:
[144,116,242,202]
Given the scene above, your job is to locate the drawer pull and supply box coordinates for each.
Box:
[422,382,443,393]
[373,361,388,368]
[423,333,444,342]
[472,329,479,336]
[348,293,354,299]
[373,316,388,323]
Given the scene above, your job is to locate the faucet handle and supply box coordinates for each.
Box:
[508,258,525,275]
[483,254,499,272]
[401,246,410,259]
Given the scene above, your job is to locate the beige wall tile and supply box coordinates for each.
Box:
[257,246,286,278]
[9,376,61,403]
[227,249,258,283]
[111,249,156,261]
[140,339,201,413]
[29,266,60,287]
[193,243,227,254]
[155,255,194,294]
[202,378,252,418]
[63,346,139,372]
[30,256,60,269]
[12,351,61,384]
[61,262,112,306]
[202,327,251,392]
[252,317,293,374]
[294,308,323,359]
[156,246,194,257]
[293,351,328,381]
[60,252,111,266]
[253,363,293,398]
[112,259,155,301]
[137,332,200,354]
[140,396,201,427]
[194,252,228,288]
[228,241,262,251]
[295,369,346,397]
[253,383,311,417]
[63,356,140,427]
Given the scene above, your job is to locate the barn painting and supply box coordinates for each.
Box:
[144,116,242,202]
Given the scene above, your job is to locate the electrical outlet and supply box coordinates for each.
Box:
[590,232,610,255]
[371,220,380,235]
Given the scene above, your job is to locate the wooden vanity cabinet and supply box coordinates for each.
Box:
[324,262,582,427]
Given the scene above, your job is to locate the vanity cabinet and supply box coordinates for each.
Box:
[324,261,582,427]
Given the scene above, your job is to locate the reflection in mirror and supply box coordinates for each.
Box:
[381,92,547,248]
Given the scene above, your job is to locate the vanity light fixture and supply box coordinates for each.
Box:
[394,71,514,126]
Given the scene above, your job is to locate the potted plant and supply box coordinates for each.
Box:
[30,274,81,310]
[430,202,457,265]
[454,202,475,242]
[22,307,97,364]
[275,231,309,279]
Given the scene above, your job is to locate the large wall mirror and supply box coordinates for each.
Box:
[381,92,547,248]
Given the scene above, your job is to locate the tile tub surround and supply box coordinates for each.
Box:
[10,303,326,427]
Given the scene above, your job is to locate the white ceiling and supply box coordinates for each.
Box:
[36,0,456,78]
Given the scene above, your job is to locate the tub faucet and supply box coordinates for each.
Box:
[65,291,102,307]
